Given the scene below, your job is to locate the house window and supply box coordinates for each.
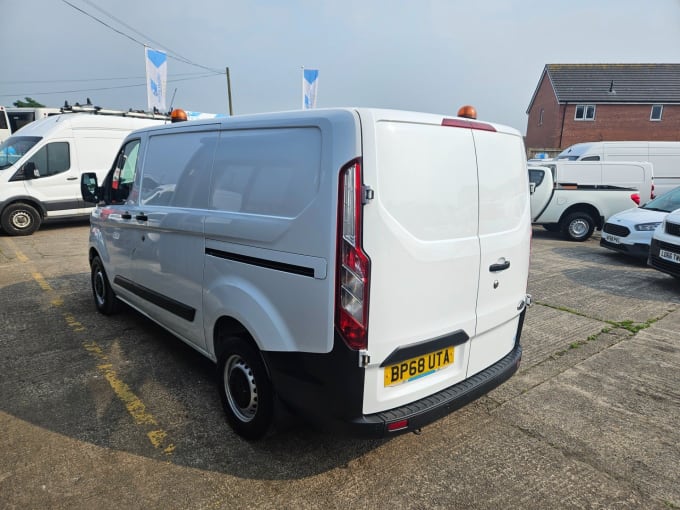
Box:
[575,104,596,121]
[650,105,663,121]
[538,108,544,126]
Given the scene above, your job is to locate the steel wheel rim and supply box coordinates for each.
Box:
[11,210,31,229]
[569,219,589,238]
[224,354,258,422]
[93,270,107,307]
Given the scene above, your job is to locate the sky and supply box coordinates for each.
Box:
[2,0,680,135]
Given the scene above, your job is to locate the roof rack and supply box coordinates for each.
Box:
[60,99,170,120]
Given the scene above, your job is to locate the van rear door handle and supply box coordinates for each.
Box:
[489,260,510,272]
[67,177,78,181]
[135,213,148,221]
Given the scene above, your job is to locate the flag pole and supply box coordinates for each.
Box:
[226,67,233,116]
[301,66,305,109]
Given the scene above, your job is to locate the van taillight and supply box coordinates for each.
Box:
[651,183,656,199]
[631,193,640,205]
[336,159,370,350]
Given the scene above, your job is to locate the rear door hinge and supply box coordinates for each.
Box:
[359,350,371,367]
[362,185,374,204]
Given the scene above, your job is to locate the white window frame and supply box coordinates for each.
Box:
[538,108,544,126]
[574,104,596,121]
[650,104,663,121]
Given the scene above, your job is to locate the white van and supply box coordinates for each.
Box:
[556,141,680,197]
[0,113,165,235]
[529,160,653,241]
[82,107,532,439]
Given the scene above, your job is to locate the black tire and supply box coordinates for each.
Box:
[542,223,561,233]
[561,212,595,242]
[1,202,41,236]
[91,255,120,315]
[217,336,274,440]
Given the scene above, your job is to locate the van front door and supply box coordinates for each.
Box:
[529,166,554,222]
[19,140,84,217]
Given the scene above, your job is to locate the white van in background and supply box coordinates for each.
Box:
[82,107,532,439]
[0,113,166,235]
[556,141,680,196]
[530,160,653,241]
[0,106,62,142]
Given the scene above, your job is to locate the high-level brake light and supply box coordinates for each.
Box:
[336,159,370,350]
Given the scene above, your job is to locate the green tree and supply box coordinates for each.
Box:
[13,97,45,107]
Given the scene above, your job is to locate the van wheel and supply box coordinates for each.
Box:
[561,212,595,242]
[217,336,273,440]
[1,203,41,236]
[91,255,120,315]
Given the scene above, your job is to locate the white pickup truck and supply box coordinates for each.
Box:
[529,161,654,241]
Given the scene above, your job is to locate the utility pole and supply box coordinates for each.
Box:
[226,67,233,116]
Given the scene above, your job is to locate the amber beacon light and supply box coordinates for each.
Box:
[457,105,477,119]
[170,108,188,123]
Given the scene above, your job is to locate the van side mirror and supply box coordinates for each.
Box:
[22,161,38,180]
[81,172,100,203]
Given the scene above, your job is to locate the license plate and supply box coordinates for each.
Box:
[384,347,454,387]
[659,249,680,264]
[604,234,620,244]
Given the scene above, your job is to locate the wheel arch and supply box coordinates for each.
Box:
[1,197,47,219]
[559,203,604,229]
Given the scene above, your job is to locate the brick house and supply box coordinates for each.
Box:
[525,64,680,158]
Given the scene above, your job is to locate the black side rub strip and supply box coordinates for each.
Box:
[380,330,469,367]
[113,276,196,322]
[205,248,315,277]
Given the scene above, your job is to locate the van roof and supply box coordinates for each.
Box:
[10,113,167,137]
[126,107,522,138]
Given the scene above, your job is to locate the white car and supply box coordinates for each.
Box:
[648,208,680,279]
[600,186,680,258]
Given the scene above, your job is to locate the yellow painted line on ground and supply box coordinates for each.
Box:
[83,341,176,454]
[11,245,177,455]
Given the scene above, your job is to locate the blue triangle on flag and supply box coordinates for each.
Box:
[147,49,167,68]
[304,69,319,84]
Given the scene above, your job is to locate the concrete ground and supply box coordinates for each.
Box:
[0,221,678,510]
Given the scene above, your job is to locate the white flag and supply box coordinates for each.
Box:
[302,69,319,109]
[145,47,167,112]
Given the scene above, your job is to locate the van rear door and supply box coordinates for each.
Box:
[359,110,480,415]
[470,129,531,376]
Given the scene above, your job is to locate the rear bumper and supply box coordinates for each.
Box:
[342,343,522,438]
[265,310,525,438]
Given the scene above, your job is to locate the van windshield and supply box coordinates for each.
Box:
[0,136,41,170]
[556,145,590,161]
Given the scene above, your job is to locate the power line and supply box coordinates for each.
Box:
[0,73,222,98]
[0,72,221,85]
[60,0,223,74]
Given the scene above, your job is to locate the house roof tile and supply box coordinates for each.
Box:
[546,63,680,103]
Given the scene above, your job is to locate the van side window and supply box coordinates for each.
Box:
[141,131,217,208]
[210,128,321,217]
[109,140,141,204]
[580,155,600,161]
[26,141,70,177]
[528,169,545,186]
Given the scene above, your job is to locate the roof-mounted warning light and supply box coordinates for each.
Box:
[457,105,477,119]
[171,108,188,123]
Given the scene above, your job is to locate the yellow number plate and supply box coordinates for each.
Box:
[383,347,454,387]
